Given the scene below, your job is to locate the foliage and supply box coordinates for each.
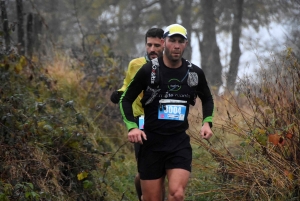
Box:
[188,49,300,200]
[0,50,137,200]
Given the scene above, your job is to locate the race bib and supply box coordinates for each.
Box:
[158,104,186,121]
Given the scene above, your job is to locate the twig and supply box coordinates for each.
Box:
[102,141,129,182]
[120,192,125,200]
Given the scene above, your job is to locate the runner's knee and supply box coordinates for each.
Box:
[169,188,184,201]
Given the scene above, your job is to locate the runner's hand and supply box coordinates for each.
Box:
[128,128,147,144]
[200,122,213,140]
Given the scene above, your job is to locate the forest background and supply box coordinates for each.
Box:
[1,0,300,200]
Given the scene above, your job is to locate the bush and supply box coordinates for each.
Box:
[187,49,300,200]
[0,51,136,200]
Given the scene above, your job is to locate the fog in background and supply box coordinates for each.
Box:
[2,0,300,92]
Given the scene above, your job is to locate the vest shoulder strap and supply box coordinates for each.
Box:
[146,58,196,105]
[150,58,160,85]
[150,58,193,85]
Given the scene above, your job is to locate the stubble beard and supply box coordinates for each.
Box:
[148,52,158,60]
[165,48,182,63]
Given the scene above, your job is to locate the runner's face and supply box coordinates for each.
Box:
[164,35,187,62]
[146,37,164,59]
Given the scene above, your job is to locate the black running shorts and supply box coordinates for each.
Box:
[138,131,192,180]
[134,143,140,160]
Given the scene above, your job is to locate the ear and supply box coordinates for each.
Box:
[185,40,188,47]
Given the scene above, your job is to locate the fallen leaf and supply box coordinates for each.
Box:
[268,134,280,145]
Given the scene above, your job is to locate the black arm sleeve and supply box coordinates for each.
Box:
[119,65,148,131]
[195,67,214,125]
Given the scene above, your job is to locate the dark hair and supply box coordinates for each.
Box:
[145,28,164,43]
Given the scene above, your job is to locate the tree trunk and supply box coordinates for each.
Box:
[199,0,222,90]
[181,0,192,61]
[33,14,42,54]
[227,0,244,91]
[159,0,177,25]
[1,0,10,52]
[48,0,60,43]
[27,13,33,58]
[16,0,25,55]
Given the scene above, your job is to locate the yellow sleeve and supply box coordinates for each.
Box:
[118,57,147,92]
[118,57,146,117]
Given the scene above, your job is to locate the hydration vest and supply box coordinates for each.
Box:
[145,58,198,106]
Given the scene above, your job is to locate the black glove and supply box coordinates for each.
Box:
[110,91,123,104]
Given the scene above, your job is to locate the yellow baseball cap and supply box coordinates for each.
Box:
[163,24,187,39]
